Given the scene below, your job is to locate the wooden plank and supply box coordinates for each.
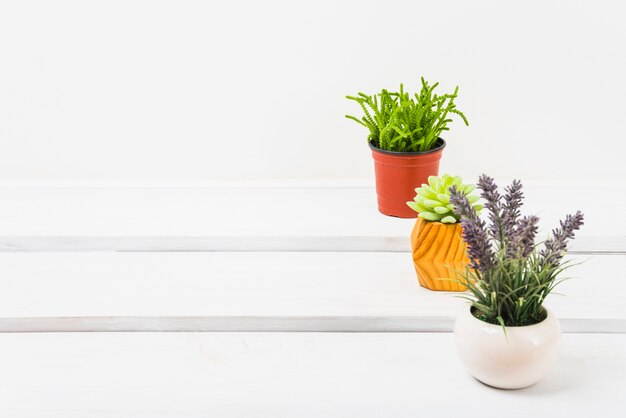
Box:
[0,332,624,417]
[0,252,622,332]
[0,235,412,252]
[0,184,622,253]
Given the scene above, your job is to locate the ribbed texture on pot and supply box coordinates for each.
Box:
[410,218,471,291]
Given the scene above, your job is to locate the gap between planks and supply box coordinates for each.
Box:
[0,316,624,334]
[0,236,623,254]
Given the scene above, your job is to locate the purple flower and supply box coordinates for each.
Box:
[477,175,503,241]
[502,179,523,243]
[450,185,494,273]
[540,211,585,267]
[508,215,539,258]
[453,175,584,276]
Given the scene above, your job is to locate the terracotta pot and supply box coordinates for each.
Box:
[370,139,445,218]
[410,217,470,291]
[454,307,561,389]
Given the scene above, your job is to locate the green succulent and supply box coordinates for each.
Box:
[407,174,482,223]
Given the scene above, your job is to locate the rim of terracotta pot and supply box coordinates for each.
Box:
[468,305,551,328]
[368,138,446,156]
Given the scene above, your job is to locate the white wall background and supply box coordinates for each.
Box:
[0,0,624,185]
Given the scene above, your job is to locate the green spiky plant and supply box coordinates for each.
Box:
[407,174,482,223]
[345,77,469,152]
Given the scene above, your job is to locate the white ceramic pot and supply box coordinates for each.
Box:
[454,306,561,389]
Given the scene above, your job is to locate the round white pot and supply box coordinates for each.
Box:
[454,306,561,389]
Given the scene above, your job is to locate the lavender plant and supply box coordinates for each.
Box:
[450,175,584,327]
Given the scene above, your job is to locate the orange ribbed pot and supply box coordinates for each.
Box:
[410,218,471,291]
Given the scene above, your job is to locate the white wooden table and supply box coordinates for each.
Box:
[0,184,624,416]
[1,332,624,417]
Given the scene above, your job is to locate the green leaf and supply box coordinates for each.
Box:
[437,194,450,204]
[408,200,429,212]
[345,115,368,128]
[423,199,441,208]
[418,211,444,221]
[434,206,450,214]
[428,176,438,189]
[462,184,476,194]
[441,215,457,224]
[497,316,508,340]
[418,188,438,200]
[406,201,421,212]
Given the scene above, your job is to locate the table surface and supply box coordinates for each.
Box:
[0,184,623,415]
[0,182,623,252]
[1,332,624,417]
[0,251,622,333]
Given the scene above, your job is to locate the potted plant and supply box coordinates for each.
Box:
[345,77,469,218]
[449,175,584,389]
[406,174,482,291]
